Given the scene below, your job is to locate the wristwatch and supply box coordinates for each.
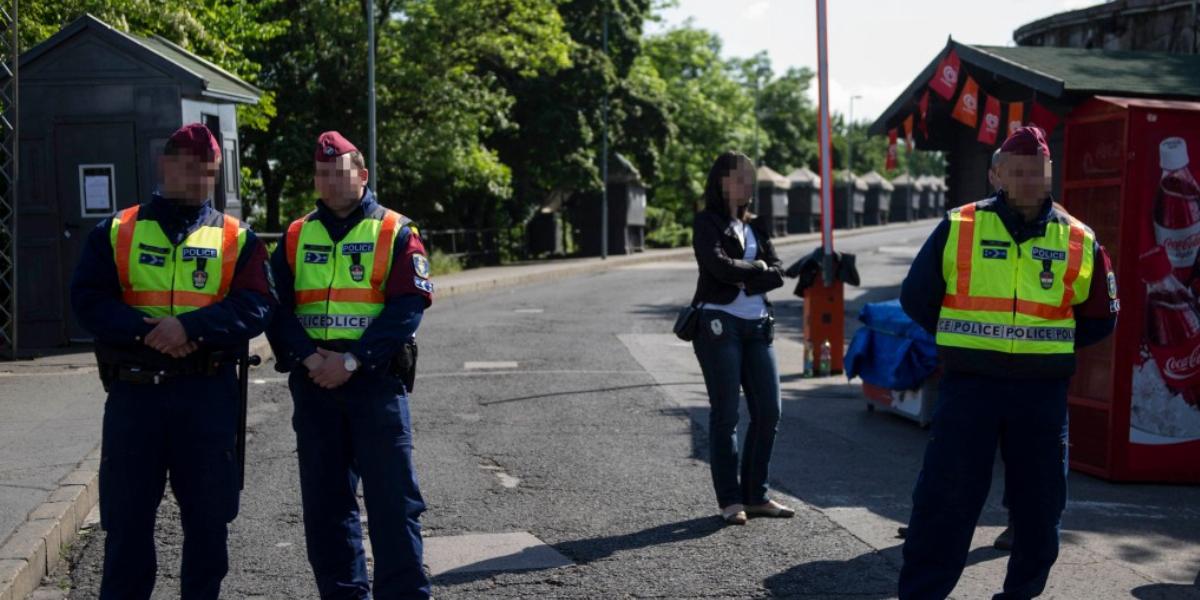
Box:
[343,352,360,373]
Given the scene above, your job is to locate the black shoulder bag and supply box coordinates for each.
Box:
[673,303,700,341]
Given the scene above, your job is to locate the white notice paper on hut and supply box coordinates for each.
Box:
[84,175,111,211]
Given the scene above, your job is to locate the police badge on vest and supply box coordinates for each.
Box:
[182,246,218,289]
[343,242,375,282]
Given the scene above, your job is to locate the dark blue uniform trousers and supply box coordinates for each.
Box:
[290,368,430,600]
[899,373,1069,600]
[99,369,240,600]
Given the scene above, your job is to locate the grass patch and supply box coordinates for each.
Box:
[430,249,464,276]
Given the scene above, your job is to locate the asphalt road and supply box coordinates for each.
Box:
[53,221,1200,599]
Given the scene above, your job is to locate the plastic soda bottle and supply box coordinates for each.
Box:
[819,340,832,377]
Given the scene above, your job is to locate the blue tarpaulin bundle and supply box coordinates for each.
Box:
[844,300,938,391]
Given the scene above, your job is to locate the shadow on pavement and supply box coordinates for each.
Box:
[762,545,900,599]
[432,516,725,586]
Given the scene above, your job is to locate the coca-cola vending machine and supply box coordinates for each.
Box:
[1063,96,1200,483]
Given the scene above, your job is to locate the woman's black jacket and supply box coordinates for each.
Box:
[690,209,785,307]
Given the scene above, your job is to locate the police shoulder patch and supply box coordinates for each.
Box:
[412,254,431,279]
[1107,271,1118,300]
[414,276,434,294]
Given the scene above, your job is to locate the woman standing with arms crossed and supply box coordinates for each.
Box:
[690,151,794,525]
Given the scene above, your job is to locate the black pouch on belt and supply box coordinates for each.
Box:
[391,340,419,393]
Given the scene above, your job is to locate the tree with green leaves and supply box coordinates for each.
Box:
[642,23,757,223]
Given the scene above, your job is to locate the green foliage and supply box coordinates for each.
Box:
[644,205,691,248]
[643,23,756,225]
[23,0,287,133]
[23,0,944,262]
[429,249,464,276]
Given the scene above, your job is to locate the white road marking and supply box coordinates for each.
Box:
[513,308,544,314]
[463,361,520,370]
[0,367,97,377]
[423,532,574,576]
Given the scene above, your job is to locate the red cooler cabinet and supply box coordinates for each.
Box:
[1063,96,1200,483]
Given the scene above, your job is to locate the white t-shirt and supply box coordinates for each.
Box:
[702,221,770,320]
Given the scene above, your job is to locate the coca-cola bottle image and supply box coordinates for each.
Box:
[1154,137,1200,285]
[1142,245,1200,405]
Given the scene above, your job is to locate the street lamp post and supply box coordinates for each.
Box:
[845,94,862,221]
[600,3,609,260]
[366,0,377,191]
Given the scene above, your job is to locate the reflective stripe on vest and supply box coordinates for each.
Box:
[936,202,1094,355]
[110,205,243,317]
[287,207,405,341]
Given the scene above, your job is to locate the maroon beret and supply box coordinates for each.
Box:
[165,123,221,161]
[1000,126,1050,157]
[315,131,359,162]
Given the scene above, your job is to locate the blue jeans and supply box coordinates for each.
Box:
[692,309,782,508]
[899,373,1069,600]
[291,369,431,600]
[99,369,240,600]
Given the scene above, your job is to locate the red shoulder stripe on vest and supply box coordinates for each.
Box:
[114,206,141,294]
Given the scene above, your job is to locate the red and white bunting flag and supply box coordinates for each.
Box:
[951,76,980,128]
[903,115,914,152]
[928,49,961,100]
[1029,102,1061,133]
[1007,102,1024,136]
[977,96,1002,145]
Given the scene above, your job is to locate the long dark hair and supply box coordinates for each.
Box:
[702,151,756,216]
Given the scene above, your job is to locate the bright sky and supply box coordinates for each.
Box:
[648,0,1100,125]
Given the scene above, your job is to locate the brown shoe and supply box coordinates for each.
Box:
[746,499,795,518]
[721,504,748,525]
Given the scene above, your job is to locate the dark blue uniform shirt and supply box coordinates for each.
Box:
[70,193,276,349]
[266,188,429,373]
[901,192,1118,351]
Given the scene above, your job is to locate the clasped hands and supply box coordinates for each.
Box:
[143,317,197,358]
[738,259,770,290]
[303,348,353,389]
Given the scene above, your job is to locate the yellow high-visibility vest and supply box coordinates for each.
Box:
[109,205,245,317]
[285,205,410,341]
[937,201,1095,355]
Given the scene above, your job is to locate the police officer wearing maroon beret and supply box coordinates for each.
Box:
[70,123,275,599]
[897,127,1119,599]
[266,131,433,599]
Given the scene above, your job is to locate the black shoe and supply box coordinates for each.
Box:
[993,526,1014,551]
[897,526,908,538]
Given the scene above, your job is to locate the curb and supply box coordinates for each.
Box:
[0,448,100,600]
[433,219,936,300]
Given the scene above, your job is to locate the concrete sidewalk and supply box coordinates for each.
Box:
[0,219,934,600]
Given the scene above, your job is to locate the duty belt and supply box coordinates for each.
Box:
[97,349,238,388]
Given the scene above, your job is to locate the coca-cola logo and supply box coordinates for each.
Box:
[941,65,958,87]
[1082,140,1122,177]
[962,93,977,113]
[1160,230,1200,255]
[1163,345,1200,381]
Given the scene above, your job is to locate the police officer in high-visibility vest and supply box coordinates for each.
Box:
[70,123,275,600]
[897,126,1119,600]
[266,131,433,599]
